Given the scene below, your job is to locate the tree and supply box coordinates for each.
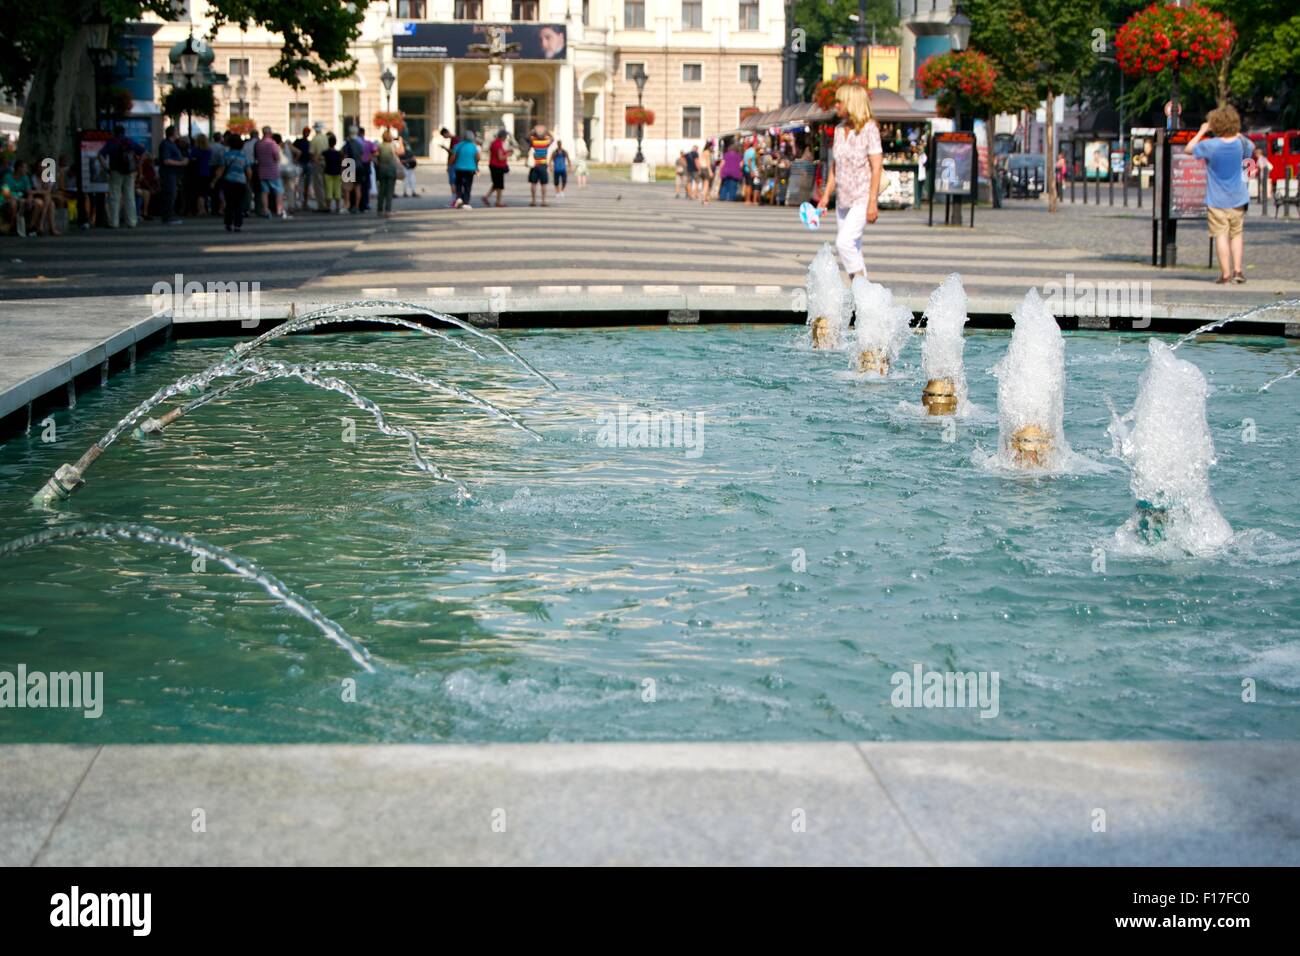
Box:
[965,0,1103,212]
[791,0,900,96]
[1,1,363,163]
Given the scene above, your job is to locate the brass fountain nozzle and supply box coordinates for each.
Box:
[857,349,889,375]
[33,464,85,506]
[921,378,957,416]
[31,444,105,506]
[810,316,835,350]
[1009,424,1053,468]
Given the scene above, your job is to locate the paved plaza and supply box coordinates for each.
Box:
[3,175,1298,312]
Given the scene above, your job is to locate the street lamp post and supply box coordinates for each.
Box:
[749,75,761,109]
[782,0,797,106]
[851,0,870,79]
[381,67,396,111]
[947,2,973,223]
[633,65,648,165]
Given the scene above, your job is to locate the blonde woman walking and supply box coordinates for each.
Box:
[816,84,883,278]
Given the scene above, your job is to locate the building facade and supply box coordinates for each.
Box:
[149,0,784,161]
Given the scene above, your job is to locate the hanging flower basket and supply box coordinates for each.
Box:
[916,50,997,112]
[373,110,405,132]
[227,116,258,137]
[98,85,135,119]
[1115,2,1235,77]
[625,106,655,126]
[812,75,871,112]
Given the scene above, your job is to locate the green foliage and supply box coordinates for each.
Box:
[162,84,217,120]
[791,0,901,96]
[0,0,362,99]
[966,0,1103,107]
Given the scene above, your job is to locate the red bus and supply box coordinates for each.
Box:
[1248,130,1300,181]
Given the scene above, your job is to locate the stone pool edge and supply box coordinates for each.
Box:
[4,741,1297,866]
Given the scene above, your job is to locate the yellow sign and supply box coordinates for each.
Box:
[821,44,900,92]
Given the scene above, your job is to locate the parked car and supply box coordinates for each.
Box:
[1001,153,1045,198]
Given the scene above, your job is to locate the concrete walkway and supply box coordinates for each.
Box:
[5,741,1297,866]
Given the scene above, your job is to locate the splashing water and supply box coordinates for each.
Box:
[240,299,558,389]
[805,244,852,348]
[990,288,1070,470]
[1259,364,1300,392]
[1171,297,1300,350]
[143,360,541,441]
[850,277,913,375]
[0,523,374,671]
[1107,339,1233,555]
[920,273,970,407]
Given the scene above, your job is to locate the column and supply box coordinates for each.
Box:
[441,61,456,133]
[502,62,515,138]
[557,61,575,153]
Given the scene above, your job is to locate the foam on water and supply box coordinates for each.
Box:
[805,244,851,349]
[851,277,913,376]
[1107,339,1233,556]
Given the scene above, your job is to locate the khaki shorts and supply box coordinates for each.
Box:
[1207,205,1245,239]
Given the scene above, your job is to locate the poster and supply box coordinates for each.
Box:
[1169,151,1208,219]
[878,166,916,208]
[933,133,974,196]
[79,131,112,194]
[1084,140,1110,179]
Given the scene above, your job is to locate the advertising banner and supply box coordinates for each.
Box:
[392,22,566,60]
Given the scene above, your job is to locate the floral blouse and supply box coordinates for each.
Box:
[832,121,883,208]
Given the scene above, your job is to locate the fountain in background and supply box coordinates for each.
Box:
[806,244,851,350]
[919,273,969,416]
[851,277,913,376]
[991,288,1069,469]
[455,25,533,146]
[1107,339,1233,554]
[0,523,375,671]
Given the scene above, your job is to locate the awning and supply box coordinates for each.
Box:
[715,90,935,141]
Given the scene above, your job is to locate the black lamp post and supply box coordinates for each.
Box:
[381,67,396,110]
[749,74,761,109]
[782,0,797,105]
[947,2,973,224]
[632,65,647,164]
[947,2,972,132]
[851,0,871,79]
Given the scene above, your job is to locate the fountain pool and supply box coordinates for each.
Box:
[1,325,1298,743]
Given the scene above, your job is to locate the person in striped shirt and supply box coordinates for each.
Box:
[528,124,554,206]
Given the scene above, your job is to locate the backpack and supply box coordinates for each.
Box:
[109,142,137,175]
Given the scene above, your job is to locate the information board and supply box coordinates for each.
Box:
[1169,151,1208,219]
[932,132,975,196]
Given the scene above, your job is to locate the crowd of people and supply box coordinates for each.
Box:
[88,121,424,232]
[674,131,810,206]
[1,120,592,237]
[439,123,583,209]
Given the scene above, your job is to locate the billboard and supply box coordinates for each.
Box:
[819,45,900,91]
[392,22,566,61]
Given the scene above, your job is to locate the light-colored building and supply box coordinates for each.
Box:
[150,0,784,161]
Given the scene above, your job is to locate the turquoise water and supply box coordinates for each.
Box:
[1,326,1298,742]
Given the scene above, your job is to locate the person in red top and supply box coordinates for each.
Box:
[483,128,511,207]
